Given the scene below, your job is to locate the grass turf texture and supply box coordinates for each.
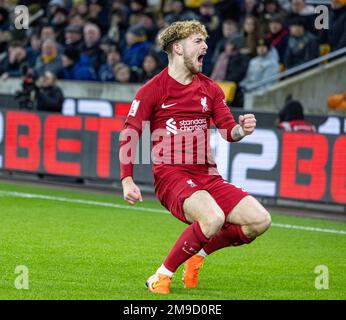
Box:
[0,181,345,300]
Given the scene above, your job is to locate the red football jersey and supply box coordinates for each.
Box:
[120,67,238,179]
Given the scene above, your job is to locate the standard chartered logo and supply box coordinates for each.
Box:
[165,118,208,135]
[166,118,177,135]
[180,119,207,131]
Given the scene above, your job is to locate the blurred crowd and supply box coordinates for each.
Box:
[0,0,345,94]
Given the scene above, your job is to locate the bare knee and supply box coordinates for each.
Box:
[227,196,271,239]
[200,212,225,239]
[183,190,225,239]
[246,209,271,238]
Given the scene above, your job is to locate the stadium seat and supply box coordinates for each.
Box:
[320,44,331,64]
[279,63,285,72]
[320,44,331,56]
[217,81,237,102]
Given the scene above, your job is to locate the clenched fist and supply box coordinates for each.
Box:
[239,114,257,136]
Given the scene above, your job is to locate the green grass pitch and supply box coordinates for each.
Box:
[0,181,345,300]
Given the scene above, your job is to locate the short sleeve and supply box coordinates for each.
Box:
[125,83,157,130]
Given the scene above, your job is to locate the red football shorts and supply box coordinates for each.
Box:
[153,166,249,224]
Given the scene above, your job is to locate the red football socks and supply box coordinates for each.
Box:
[163,221,209,273]
[203,223,253,255]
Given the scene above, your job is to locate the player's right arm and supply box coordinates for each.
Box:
[119,124,143,204]
[119,82,157,205]
[121,176,143,205]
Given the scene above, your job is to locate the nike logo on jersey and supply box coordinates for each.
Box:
[161,103,177,109]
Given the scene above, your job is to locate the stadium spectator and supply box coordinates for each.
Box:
[225,41,252,84]
[197,0,221,75]
[328,0,346,51]
[0,6,9,32]
[82,23,105,74]
[69,13,86,28]
[163,0,198,24]
[150,30,169,67]
[257,0,287,34]
[137,52,163,83]
[108,1,128,44]
[288,0,315,15]
[50,7,69,44]
[40,24,65,54]
[120,20,271,295]
[0,41,28,78]
[40,25,57,42]
[266,14,289,64]
[113,62,137,83]
[26,32,42,66]
[0,6,10,53]
[99,36,119,56]
[98,48,122,81]
[284,17,319,69]
[240,38,280,91]
[211,38,249,83]
[64,25,84,51]
[60,46,95,81]
[216,0,244,23]
[87,0,103,26]
[240,0,260,24]
[242,15,261,56]
[36,71,64,113]
[212,19,243,65]
[70,0,89,18]
[225,40,253,107]
[138,11,159,43]
[122,24,152,68]
[87,0,110,33]
[277,99,316,132]
[286,0,316,34]
[210,39,234,81]
[48,0,68,19]
[278,0,291,11]
[47,1,71,39]
[34,38,63,77]
[162,0,178,13]
[128,0,148,26]
[198,0,220,36]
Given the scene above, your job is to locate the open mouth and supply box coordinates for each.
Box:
[197,54,205,64]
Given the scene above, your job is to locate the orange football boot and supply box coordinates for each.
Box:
[145,273,171,294]
[183,255,204,288]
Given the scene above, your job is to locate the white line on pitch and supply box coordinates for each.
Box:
[0,190,346,235]
[0,190,165,213]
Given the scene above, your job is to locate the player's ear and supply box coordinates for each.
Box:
[172,41,184,56]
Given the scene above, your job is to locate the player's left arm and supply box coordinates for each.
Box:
[231,114,257,141]
[212,82,256,142]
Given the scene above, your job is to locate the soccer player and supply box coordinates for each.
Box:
[119,20,271,294]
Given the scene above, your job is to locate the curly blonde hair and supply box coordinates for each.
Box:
[158,20,208,54]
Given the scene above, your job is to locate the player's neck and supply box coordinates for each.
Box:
[167,61,194,85]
